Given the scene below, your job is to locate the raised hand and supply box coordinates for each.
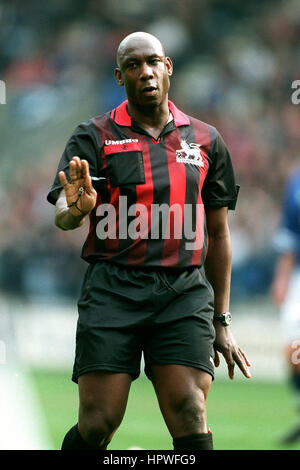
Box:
[58,156,97,217]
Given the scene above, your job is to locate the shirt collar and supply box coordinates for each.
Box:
[110,99,190,127]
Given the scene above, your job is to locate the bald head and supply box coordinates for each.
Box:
[114,31,173,109]
[116,32,165,68]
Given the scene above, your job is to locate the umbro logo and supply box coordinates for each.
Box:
[176,140,204,167]
[105,139,139,145]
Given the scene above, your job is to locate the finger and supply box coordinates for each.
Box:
[84,174,93,193]
[234,350,252,378]
[69,160,78,182]
[214,350,220,368]
[223,352,235,380]
[72,156,81,166]
[81,160,93,190]
[227,359,235,380]
[238,348,251,367]
[58,171,69,189]
[81,159,90,178]
[73,156,82,180]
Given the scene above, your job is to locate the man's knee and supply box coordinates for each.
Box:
[151,365,212,435]
[169,389,207,430]
[77,371,131,447]
[79,402,121,446]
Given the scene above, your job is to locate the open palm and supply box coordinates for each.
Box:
[58,156,97,216]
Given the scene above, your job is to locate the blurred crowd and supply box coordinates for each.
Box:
[1,0,300,302]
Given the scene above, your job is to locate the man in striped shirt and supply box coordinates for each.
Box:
[48,31,251,451]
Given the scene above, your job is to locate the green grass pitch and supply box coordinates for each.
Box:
[30,369,300,450]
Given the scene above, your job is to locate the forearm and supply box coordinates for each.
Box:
[204,226,232,315]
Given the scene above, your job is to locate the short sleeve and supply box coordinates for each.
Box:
[47,121,101,205]
[202,129,239,210]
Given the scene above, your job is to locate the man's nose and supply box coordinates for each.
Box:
[139,62,154,79]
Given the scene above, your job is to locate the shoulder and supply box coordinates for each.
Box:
[70,113,112,149]
[186,115,221,148]
[91,110,114,132]
[187,114,215,132]
[74,113,108,134]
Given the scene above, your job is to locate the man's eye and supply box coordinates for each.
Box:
[128,63,137,69]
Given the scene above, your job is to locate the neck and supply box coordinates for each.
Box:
[127,99,170,130]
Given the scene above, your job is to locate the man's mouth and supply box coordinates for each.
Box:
[142,86,157,94]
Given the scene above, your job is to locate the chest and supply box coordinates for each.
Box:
[99,131,210,195]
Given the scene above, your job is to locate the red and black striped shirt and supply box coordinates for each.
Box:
[47,100,239,270]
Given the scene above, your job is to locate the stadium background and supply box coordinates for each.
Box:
[0,0,300,450]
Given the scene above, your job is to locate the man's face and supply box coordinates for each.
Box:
[115,38,173,107]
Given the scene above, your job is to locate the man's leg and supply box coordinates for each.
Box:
[62,371,132,450]
[279,343,300,444]
[150,364,213,450]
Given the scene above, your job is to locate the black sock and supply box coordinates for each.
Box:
[173,432,213,450]
[61,424,107,450]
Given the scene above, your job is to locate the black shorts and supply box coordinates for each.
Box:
[72,262,216,383]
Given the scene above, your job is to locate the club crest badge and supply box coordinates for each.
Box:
[176,140,204,167]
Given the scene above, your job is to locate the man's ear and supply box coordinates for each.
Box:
[115,68,124,86]
[165,57,173,77]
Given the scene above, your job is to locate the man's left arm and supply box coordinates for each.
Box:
[204,206,251,380]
